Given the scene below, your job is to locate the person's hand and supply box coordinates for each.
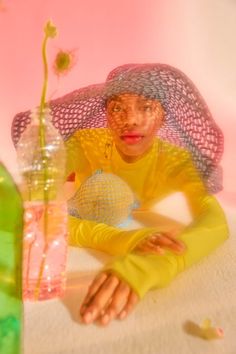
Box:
[80,272,139,326]
[134,231,186,255]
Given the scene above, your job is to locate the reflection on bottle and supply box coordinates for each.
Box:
[17,109,68,301]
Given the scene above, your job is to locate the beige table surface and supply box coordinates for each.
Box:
[24,196,236,354]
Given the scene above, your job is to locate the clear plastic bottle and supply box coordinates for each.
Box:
[16,108,68,301]
[0,162,23,354]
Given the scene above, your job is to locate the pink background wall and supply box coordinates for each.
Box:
[0,0,235,206]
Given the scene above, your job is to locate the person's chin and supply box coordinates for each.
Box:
[120,144,148,161]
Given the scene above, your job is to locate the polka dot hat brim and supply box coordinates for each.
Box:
[12,63,224,193]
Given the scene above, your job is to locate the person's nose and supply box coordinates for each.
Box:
[124,108,140,127]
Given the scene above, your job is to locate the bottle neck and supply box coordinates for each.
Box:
[30,107,52,125]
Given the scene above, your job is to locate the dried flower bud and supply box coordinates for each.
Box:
[53,50,76,76]
[44,20,57,39]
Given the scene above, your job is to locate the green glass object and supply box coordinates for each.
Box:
[0,162,23,354]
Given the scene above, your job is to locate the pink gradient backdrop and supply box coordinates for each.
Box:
[0,0,235,206]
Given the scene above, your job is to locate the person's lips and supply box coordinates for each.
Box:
[120,132,144,145]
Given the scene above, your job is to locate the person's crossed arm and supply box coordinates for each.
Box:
[72,151,229,326]
[68,215,187,326]
[77,194,228,326]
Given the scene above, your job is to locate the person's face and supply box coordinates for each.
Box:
[106,93,164,162]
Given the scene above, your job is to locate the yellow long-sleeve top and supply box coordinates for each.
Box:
[66,128,229,298]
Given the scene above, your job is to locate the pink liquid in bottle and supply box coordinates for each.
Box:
[23,201,68,301]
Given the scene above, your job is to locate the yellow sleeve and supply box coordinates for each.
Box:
[68,215,167,256]
[103,147,229,298]
[67,138,229,299]
[104,195,229,298]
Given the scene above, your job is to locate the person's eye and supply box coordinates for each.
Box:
[112,105,123,112]
[141,105,152,112]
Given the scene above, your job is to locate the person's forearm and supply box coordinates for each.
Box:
[104,196,229,298]
[68,215,165,256]
[178,195,229,267]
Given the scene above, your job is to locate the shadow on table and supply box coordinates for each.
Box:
[60,270,94,323]
[60,249,112,323]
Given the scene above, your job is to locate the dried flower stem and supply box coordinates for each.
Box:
[33,21,57,300]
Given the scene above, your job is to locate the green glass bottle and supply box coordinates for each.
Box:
[0,162,23,354]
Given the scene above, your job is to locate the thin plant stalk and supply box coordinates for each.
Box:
[32,21,57,300]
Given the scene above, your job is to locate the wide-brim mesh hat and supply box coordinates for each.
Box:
[12,63,224,193]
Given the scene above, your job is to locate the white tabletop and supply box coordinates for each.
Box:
[24,201,236,354]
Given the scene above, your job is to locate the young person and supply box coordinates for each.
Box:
[12,63,229,326]
[63,64,229,326]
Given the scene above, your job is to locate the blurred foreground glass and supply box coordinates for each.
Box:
[0,162,23,354]
[17,109,68,301]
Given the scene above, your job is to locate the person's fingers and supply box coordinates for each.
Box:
[149,229,178,241]
[151,233,186,254]
[137,241,165,255]
[117,290,139,320]
[146,240,166,254]
[135,236,164,253]
[151,233,173,245]
[98,280,131,326]
[81,273,120,324]
[80,272,108,315]
[135,231,186,255]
